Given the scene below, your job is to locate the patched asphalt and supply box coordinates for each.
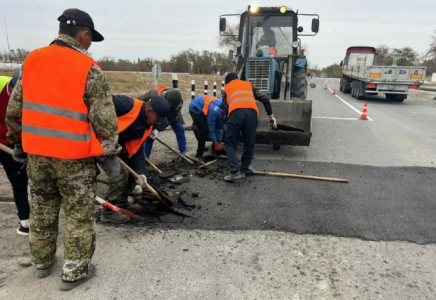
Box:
[141,159,436,245]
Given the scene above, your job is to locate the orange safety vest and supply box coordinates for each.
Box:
[21,45,104,159]
[117,97,152,158]
[156,85,169,96]
[224,79,259,115]
[202,95,218,115]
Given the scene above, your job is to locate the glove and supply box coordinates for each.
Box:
[132,185,143,195]
[268,114,277,129]
[12,145,27,164]
[213,142,223,152]
[149,129,159,140]
[135,174,147,188]
[106,157,120,180]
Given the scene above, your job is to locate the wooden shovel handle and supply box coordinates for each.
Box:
[144,156,162,174]
[117,157,165,203]
[258,171,349,183]
[0,143,13,155]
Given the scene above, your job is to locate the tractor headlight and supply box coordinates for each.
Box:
[279,6,287,13]
[250,5,259,13]
[292,41,299,48]
[235,41,242,48]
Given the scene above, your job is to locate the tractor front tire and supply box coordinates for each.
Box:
[291,67,307,100]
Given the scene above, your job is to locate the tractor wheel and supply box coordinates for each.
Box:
[291,67,307,100]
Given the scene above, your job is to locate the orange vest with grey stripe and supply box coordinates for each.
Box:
[117,98,153,158]
[21,44,104,159]
[225,79,259,116]
[202,95,218,115]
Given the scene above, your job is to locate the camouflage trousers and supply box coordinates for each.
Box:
[27,154,97,281]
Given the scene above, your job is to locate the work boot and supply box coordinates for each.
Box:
[36,256,57,278]
[17,219,29,236]
[121,202,141,213]
[100,211,130,224]
[224,171,245,182]
[60,264,96,291]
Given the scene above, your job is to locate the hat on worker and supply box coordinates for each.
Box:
[149,96,170,127]
[57,8,104,42]
[163,89,183,106]
[225,73,239,85]
[9,69,21,88]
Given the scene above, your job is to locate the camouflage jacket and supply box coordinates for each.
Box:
[5,34,119,156]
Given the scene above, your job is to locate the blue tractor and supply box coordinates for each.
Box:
[220,5,319,149]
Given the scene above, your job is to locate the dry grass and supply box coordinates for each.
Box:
[104,72,226,100]
[1,69,226,101]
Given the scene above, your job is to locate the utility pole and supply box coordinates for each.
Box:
[4,13,12,68]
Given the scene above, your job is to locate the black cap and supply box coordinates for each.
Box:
[57,8,104,42]
[10,69,20,88]
[225,73,239,84]
[163,89,183,106]
[149,96,170,127]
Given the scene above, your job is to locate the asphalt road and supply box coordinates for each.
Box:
[1,78,436,300]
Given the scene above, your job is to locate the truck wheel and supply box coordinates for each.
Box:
[291,67,307,100]
[356,82,365,100]
[351,84,356,98]
[273,144,281,150]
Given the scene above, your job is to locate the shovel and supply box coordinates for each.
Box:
[96,196,145,222]
[154,137,195,165]
[0,144,149,221]
[144,156,179,180]
[248,167,349,183]
[117,157,193,217]
[184,153,217,168]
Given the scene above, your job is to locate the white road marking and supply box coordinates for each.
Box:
[313,116,360,120]
[326,81,374,121]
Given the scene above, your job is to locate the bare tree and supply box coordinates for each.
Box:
[218,24,239,48]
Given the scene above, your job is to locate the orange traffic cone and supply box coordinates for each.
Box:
[324,83,327,90]
[332,87,336,95]
[360,103,368,120]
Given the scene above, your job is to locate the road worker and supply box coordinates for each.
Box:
[0,69,30,235]
[6,8,118,290]
[188,95,226,159]
[100,94,170,224]
[222,73,277,182]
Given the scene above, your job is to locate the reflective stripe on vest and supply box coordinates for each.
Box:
[202,95,218,115]
[225,80,259,115]
[116,97,151,158]
[21,45,103,159]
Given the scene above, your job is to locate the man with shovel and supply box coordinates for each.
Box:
[5,8,118,290]
[222,73,277,182]
[100,94,170,224]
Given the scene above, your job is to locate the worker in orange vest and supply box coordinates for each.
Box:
[222,73,277,182]
[139,86,186,158]
[5,8,118,290]
[99,95,170,224]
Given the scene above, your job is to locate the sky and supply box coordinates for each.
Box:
[0,0,435,68]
